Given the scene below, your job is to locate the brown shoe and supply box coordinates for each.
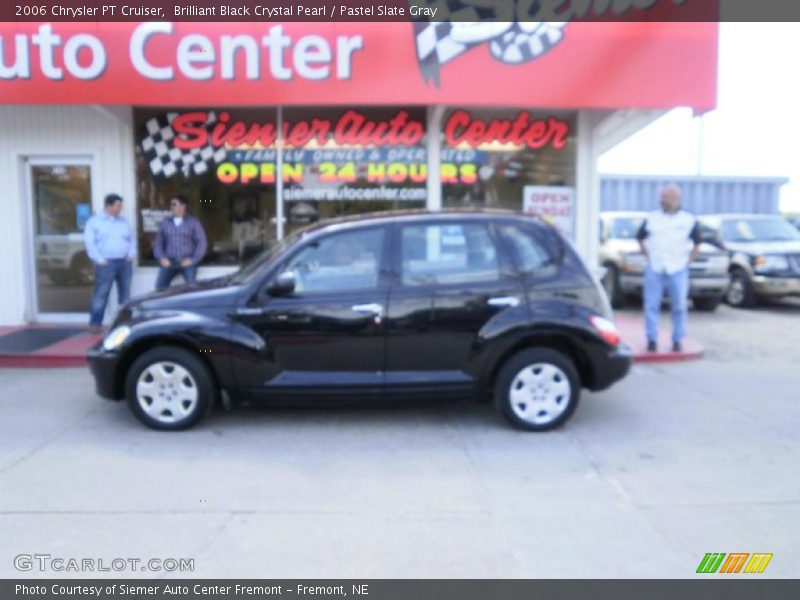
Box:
[89,325,103,335]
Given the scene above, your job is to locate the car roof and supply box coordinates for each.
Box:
[299,208,547,235]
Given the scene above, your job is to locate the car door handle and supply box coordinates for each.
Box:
[351,303,384,315]
[234,307,264,316]
[351,303,384,323]
[487,296,520,308]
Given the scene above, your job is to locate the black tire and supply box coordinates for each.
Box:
[494,348,581,432]
[47,270,72,286]
[726,269,756,308]
[125,346,215,431]
[601,263,625,308]
[70,253,94,285]
[693,296,722,312]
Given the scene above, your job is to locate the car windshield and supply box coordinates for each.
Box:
[607,217,644,239]
[228,230,304,285]
[720,218,800,242]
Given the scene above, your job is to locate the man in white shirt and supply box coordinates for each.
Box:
[636,184,702,352]
[84,193,135,334]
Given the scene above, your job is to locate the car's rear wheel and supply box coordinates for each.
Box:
[693,296,722,312]
[726,269,755,308]
[494,348,580,431]
[125,346,214,431]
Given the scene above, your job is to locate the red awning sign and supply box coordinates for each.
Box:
[0,21,718,110]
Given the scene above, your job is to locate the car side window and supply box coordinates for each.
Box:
[282,227,385,293]
[401,223,500,286]
[499,223,559,279]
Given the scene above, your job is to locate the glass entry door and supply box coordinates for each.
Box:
[27,160,95,321]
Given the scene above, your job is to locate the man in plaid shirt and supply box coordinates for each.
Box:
[153,195,207,291]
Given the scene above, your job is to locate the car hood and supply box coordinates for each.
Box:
[724,240,800,255]
[128,276,241,312]
[604,239,723,256]
[603,238,641,254]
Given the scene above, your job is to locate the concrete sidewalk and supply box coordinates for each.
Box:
[1,328,797,578]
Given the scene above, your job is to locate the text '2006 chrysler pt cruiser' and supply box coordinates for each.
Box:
[88,210,632,431]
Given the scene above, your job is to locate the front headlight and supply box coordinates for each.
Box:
[102,325,131,351]
[753,254,789,273]
[622,253,647,273]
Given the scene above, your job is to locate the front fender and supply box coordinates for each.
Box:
[113,310,235,394]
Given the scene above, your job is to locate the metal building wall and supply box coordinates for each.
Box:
[600,175,787,215]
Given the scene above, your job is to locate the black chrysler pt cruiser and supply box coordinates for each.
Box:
[88,210,632,431]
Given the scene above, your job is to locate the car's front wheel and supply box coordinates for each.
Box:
[125,346,215,431]
[726,268,756,308]
[494,348,580,431]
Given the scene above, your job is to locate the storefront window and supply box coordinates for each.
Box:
[135,106,428,264]
[281,107,427,235]
[134,108,278,266]
[134,106,576,265]
[441,108,577,212]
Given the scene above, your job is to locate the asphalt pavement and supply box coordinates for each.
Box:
[1,300,798,578]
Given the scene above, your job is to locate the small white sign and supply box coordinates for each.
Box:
[522,186,575,240]
[140,209,171,233]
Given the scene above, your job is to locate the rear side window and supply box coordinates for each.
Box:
[499,223,559,279]
[400,223,500,286]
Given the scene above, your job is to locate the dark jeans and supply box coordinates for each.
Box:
[90,259,132,326]
[156,259,198,291]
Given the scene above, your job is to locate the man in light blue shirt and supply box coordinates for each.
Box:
[84,194,135,333]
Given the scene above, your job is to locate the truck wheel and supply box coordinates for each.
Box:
[125,346,215,431]
[601,263,625,308]
[494,348,580,432]
[71,253,94,285]
[726,269,755,308]
[47,270,72,286]
[693,296,722,312]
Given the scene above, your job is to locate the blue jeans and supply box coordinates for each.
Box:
[644,266,689,344]
[155,259,198,291]
[90,259,132,326]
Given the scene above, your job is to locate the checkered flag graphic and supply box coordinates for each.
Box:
[141,112,227,180]
[411,1,568,86]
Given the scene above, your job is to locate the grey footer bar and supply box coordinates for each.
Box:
[3,580,800,600]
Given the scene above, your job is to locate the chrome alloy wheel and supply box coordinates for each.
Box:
[726,277,746,306]
[135,361,198,425]
[508,362,572,426]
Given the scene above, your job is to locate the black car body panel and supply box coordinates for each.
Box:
[89,210,631,411]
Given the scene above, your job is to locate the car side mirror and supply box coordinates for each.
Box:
[267,271,295,296]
